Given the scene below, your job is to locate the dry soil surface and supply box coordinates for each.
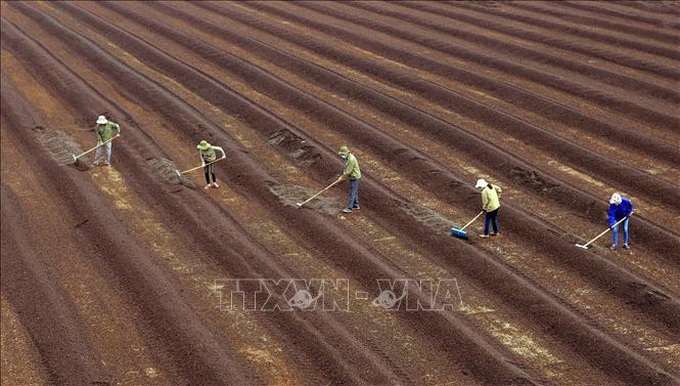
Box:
[2,1,679,385]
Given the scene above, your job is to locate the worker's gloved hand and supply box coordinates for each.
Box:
[98,141,103,146]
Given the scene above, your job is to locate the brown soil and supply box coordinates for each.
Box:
[2,1,679,385]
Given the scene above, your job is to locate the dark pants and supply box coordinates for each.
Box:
[204,163,217,184]
[483,208,499,235]
[344,178,360,210]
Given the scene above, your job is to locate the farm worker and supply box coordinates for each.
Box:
[475,178,502,238]
[92,115,121,166]
[338,146,361,213]
[608,192,634,250]
[197,140,226,189]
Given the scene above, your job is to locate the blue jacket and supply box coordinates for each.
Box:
[608,198,633,227]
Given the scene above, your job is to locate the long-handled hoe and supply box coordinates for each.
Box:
[450,211,485,240]
[575,215,630,250]
[296,178,343,209]
[69,134,120,168]
[173,156,226,178]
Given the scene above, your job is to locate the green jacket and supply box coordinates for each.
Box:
[95,121,121,143]
[481,184,501,212]
[342,153,361,180]
[199,146,225,164]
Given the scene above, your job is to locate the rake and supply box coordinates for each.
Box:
[69,134,120,167]
[296,178,343,208]
[575,215,630,250]
[173,156,226,178]
[450,211,485,240]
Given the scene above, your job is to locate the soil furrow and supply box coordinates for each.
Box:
[149,1,680,252]
[515,1,680,43]
[613,1,680,20]
[345,1,680,103]
[41,3,680,382]
[0,91,176,385]
[50,0,680,331]
[3,2,678,385]
[147,1,680,228]
[1,81,264,385]
[393,1,680,93]
[0,296,48,386]
[555,1,680,29]
[194,1,680,161]
[282,1,680,129]
[2,5,544,383]
[222,2,680,145]
[51,6,578,381]
[227,3,680,202]
[0,4,620,384]
[466,1,680,60]
[449,1,680,80]
[0,186,109,385]
[1,9,408,384]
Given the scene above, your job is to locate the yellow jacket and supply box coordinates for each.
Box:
[481,184,501,212]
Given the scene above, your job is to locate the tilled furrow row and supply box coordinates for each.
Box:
[464,1,680,60]
[219,0,680,241]
[1,7,420,384]
[3,1,679,384]
[1,76,257,385]
[281,1,680,131]
[200,1,680,154]
[228,1,680,198]
[0,186,107,386]
[144,1,680,258]
[46,1,680,382]
[546,1,680,31]
[514,1,680,43]
[2,4,550,383]
[51,0,680,333]
[345,1,680,103]
[448,1,680,81]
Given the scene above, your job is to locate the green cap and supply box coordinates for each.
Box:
[338,146,350,156]
[197,140,211,150]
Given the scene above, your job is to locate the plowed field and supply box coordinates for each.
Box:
[2,1,679,385]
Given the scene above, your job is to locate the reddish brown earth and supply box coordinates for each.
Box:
[2,1,679,385]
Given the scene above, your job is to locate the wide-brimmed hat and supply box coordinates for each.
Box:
[338,146,350,156]
[610,192,622,205]
[96,115,107,124]
[197,140,211,150]
[475,178,488,189]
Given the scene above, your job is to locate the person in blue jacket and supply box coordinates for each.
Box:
[608,192,634,250]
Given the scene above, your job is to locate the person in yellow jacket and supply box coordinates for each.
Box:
[475,178,502,238]
[338,146,361,213]
[197,140,226,189]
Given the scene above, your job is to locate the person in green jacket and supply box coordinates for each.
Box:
[197,140,226,189]
[476,178,502,238]
[338,146,361,213]
[93,115,121,166]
